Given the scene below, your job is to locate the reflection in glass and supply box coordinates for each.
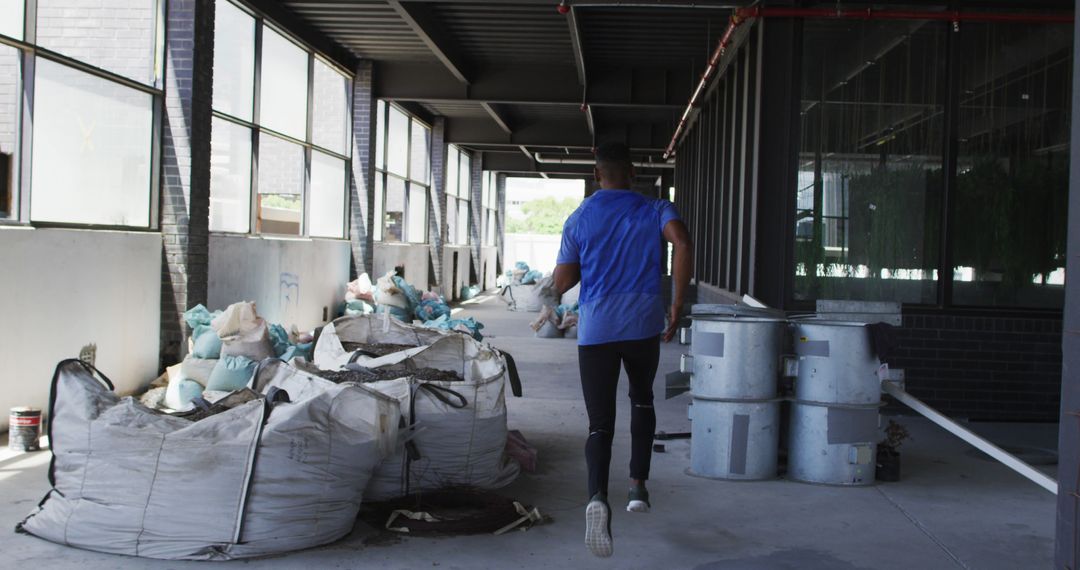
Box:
[209,118,252,233]
[446,197,457,245]
[951,22,1071,308]
[457,199,469,245]
[260,27,309,140]
[374,174,384,241]
[312,58,350,155]
[387,106,409,177]
[384,175,405,242]
[794,19,944,304]
[376,100,386,170]
[213,0,255,121]
[410,120,430,184]
[0,0,23,40]
[31,59,153,226]
[0,44,18,218]
[310,151,346,238]
[447,145,459,197]
[459,153,471,199]
[257,133,303,235]
[37,0,157,84]
[408,184,427,243]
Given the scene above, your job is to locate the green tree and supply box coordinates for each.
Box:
[506,197,580,234]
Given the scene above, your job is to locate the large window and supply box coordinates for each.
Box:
[950,22,1071,308]
[0,44,19,219]
[794,19,945,305]
[481,171,497,246]
[209,1,351,239]
[446,145,472,245]
[789,16,1070,310]
[0,0,163,227]
[374,101,429,243]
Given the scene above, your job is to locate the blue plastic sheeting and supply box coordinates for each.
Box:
[421,315,485,341]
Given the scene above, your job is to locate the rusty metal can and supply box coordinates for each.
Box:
[9,407,42,452]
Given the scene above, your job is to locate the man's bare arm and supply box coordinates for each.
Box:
[662,219,693,342]
[553,263,581,296]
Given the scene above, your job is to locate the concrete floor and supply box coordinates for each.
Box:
[0,295,1060,569]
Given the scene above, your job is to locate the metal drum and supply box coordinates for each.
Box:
[689,315,786,400]
[685,308,786,482]
[689,399,780,481]
[791,320,881,405]
[788,319,882,486]
[788,402,878,486]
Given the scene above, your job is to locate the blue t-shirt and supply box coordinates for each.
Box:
[557,189,682,346]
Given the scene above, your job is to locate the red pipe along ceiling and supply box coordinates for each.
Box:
[662,5,1076,160]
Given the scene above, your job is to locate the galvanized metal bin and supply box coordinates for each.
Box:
[787,402,878,486]
[689,315,786,400]
[787,320,882,486]
[791,320,881,405]
[686,309,786,481]
[688,398,781,481]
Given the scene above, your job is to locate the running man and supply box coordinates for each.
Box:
[552,142,693,558]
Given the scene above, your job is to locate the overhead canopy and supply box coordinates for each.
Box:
[270,0,745,175]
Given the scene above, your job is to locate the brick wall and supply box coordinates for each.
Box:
[888,312,1064,421]
[160,0,213,368]
[468,149,483,283]
[428,116,446,289]
[0,46,16,155]
[495,173,506,275]
[348,60,375,279]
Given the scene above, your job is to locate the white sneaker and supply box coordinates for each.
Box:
[585,495,613,557]
[626,485,650,513]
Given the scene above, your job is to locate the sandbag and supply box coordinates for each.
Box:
[360,334,520,500]
[219,322,274,361]
[191,324,222,359]
[19,359,400,560]
[164,363,204,410]
[374,271,409,309]
[314,313,447,370]
[180,356,216,386]
[499,284,543,312]
[206,355,257,392]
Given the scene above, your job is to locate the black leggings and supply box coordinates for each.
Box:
[578,335,661,499]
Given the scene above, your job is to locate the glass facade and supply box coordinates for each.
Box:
[951,21,1071,308]
[795,19,945,305]
[0,0,163,227]
[209,1,351,239]
[374,102,429,243]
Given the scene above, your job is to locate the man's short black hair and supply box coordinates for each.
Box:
[594,142,632,167]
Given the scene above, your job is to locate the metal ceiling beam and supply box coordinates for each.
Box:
[387,0,472,84]
[480,102,513,135]
[446,117,593,147]
[376,62,690,108]
[567,7,588,87]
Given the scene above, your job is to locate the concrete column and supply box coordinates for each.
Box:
[428,117,447,292]
[159,0,214,369]
[1054,2,1080,564]
[348,60,375,279]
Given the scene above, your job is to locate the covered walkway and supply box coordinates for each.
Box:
[1,296,1058,569]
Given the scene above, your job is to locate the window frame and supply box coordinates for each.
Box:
[445,143,472,246]
[0,0,166,230]
[208,1,354,240]
[373,100,431,244]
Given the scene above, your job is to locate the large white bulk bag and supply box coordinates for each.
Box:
[360,334,521,500]
[18,359,399,561]
[314,313,447,370]
[498,276,558,312]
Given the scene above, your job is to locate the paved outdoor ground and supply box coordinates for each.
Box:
[0,294,1060,569]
